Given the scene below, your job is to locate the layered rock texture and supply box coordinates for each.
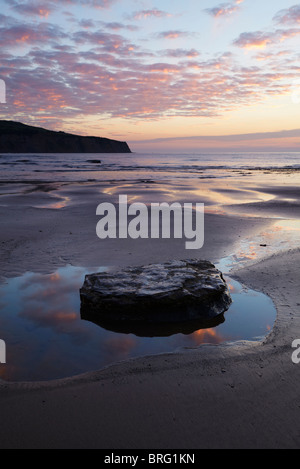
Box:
[0,120,131,153]
[80,260,232,329]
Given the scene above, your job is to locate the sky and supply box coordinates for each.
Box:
[0,0,300,152]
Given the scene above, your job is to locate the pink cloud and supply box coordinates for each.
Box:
[74,19,139,32]
[103,22,139,32]
[128,9,171,21]
[233,28,300,49]
[6,0,118,16]
[159,49,200,58]
[274,5,300,25]
[129,129,300,153]
[72,30,137,55]
[205,0,244,18]
[0,2,299,130]
[4,0,54,17]
[73,30,122,46]
[2,43,297,126]
[157,30,191,40]
[0,21,67,47]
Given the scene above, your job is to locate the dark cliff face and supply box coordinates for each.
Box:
[0,120,131,153]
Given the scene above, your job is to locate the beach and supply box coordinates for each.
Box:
[2,0,300,451]
[0,154,300,448]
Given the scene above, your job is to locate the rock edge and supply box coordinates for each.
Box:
[80,259,232,324]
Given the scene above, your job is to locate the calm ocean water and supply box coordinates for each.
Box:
[1,152,300,183]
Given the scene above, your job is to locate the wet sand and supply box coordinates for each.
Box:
[0,180,299,448]
[0,179,279,279]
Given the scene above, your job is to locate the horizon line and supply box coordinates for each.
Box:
[128,128,300,145]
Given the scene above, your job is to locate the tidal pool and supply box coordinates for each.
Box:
[0,263,276,382]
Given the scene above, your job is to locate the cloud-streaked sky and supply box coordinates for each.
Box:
[0,0,300,152]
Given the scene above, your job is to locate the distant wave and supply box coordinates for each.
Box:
[0,152,300,183]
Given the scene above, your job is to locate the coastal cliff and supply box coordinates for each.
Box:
[0,120,131,153]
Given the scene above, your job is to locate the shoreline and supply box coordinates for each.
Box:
[0,248,299,448]
[0,179,300,448]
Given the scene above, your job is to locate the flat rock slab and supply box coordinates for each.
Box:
[80,259,232,324]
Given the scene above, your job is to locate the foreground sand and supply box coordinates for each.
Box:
[0,181,299,448]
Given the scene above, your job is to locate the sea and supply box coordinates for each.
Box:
[1,151,300,183]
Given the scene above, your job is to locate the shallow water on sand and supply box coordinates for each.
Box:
[216,219,300,273]
[0,262,276,382]
[0,152,299,381]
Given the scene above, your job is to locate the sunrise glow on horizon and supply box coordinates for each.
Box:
[1,0,300,153]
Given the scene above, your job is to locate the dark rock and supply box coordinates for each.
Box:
[86,159,101,164]
[81,311,225,338]
[80,259,232,326]
[0,120,131,153]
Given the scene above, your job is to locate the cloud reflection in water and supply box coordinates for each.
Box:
[0,266,276,382]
